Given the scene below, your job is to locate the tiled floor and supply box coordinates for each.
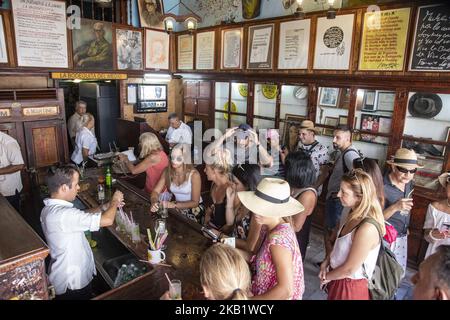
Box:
[303,226,415,300]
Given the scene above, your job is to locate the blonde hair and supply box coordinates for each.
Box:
[165,143,194,186]
[341,169,386,236]
[208,148,233,175]
[200,244,251,300]
[139,132,162,158]
[80,113,94,127]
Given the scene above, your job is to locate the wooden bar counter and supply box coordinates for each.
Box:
[77,168,211,300]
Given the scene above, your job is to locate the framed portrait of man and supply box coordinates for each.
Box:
[138,0,165,30]
[116,28,143,70]
[72,19,113,70]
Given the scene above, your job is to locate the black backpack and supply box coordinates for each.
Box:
[360,218,404,300]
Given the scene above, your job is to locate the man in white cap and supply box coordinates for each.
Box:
[384,148,423,276]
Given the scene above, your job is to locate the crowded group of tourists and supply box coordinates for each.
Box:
[37,111,450,300]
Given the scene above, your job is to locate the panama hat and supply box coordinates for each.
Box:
[438,172,450,188]
[299,120,321,134]
[237,178,305,218]
[386,148,424,170]
[408,93,442,119]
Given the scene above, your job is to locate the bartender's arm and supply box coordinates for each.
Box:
[100,191,124,227]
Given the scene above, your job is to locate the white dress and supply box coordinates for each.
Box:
[423,204,450,259]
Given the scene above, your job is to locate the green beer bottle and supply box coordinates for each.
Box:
[105,166,112,188]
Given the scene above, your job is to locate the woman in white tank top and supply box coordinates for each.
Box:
[319,169,386,300]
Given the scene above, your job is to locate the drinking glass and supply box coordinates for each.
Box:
[155,219,167,250]
[169,280,182,300]
[131,223,141,243]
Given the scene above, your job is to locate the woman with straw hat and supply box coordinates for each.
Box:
[238,178,305,299]
[383,148,423,275]
[423,172,450,259]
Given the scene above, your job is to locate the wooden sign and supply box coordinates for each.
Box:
[409,4,450,72]
[51,72,128,80]
[23,106,59,116]
[359,8,411,71]
[0,109,11,117]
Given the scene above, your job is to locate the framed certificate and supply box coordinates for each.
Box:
[247,24,274,69]
[278,19,311,69]
[177,34,194,70]
[196,31,215,70]
[221,28,243,69]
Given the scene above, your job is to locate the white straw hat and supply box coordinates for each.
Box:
[237,178,305,218]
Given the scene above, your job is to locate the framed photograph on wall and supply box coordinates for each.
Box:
[362,90,376,111]
[247,24,274,69]
[378,116,392,134]
[116,28,143,70]
[376,91,395,112]
[339,88,351,109]
[338,115,348,126]
[145,29,170,70]
[0,14,8,64]
[319,87,340,107]
[323,116,339,136]
[282,114,306,151]
[221,28,243,69]
[137,0,165,30]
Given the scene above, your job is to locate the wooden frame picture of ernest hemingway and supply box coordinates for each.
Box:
[116,28,143,70]
[319,87,340,107]
[138,0,165,30]
[72,19,113,70]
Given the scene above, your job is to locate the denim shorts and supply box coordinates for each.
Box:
[325,197,344,230]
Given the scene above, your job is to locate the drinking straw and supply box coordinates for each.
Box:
[158,232,168,249]
[147,228,155,250]
[165,273,173,288]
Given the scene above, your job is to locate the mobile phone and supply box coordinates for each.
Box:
[201,226,219,241]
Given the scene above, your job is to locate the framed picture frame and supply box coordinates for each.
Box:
[127,84,137,104]
[247,24,274,69]
[282,114,306,151]
[196,31,215,70]
[135,84,167,113]
[319,87,340,107]
[221,28,243,69]
[362,90,377,111]
[339,88,351,109]
[115,28,143,70]
[443,127,450,156]
[0,14,8,64]
[145,29,170,70]
[376,91,395,112]
[338,115,348,126]
[177,34,194,70]
[323,116,339,136]
[137,0,165,30]
[278,19,310,69]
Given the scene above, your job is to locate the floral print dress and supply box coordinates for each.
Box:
[251,223,304,300]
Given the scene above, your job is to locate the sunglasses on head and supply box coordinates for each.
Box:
[396,166,417,174]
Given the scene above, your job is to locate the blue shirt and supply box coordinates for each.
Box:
[383,173,413,236]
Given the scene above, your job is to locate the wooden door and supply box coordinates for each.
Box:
[23,120,69,184]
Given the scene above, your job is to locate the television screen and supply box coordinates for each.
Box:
[136,84,168,113]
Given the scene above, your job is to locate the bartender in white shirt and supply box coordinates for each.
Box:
[165,113,192,147]
[41,165,124,299]
[71,113,98,165]
[67,101,87,147]
[0,131,25,213]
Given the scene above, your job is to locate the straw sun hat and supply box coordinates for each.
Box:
[438,172,450,188]
[237,178,305,218]
[299,120,321,134]
[386,148,424,170]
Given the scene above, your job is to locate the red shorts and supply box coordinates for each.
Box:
[327,278,370,300]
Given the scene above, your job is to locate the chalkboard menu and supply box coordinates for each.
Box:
[410,4,450,71]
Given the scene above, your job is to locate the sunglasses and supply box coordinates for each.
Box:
[396,167,417,174]
[345,169,362,184]
[171,156,183,162]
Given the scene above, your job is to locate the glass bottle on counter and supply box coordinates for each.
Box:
[105,166,112,188]
[97,176,105,203]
